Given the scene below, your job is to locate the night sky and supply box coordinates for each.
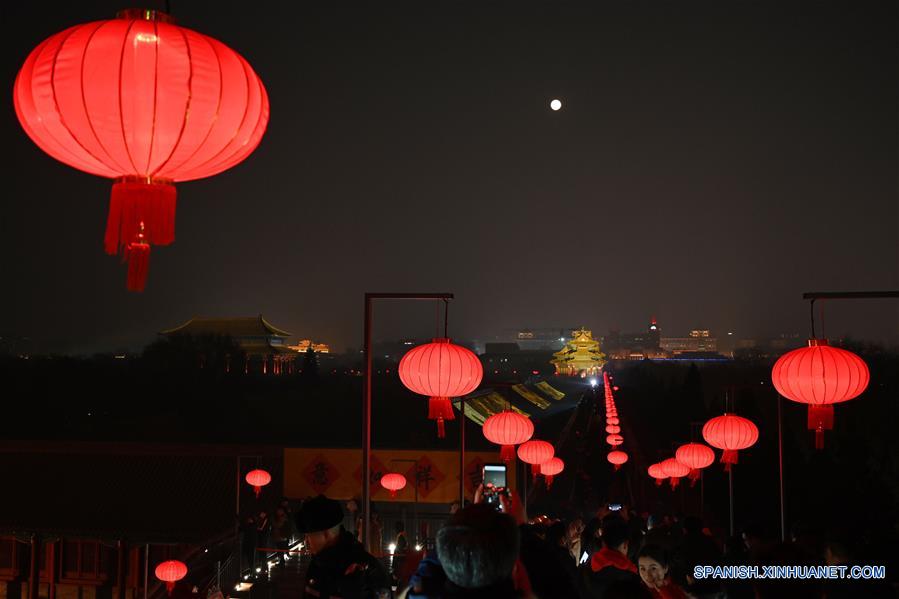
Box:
[3,1,897,354]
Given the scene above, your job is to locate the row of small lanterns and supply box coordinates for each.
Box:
[603,372,629,471]
[647,338,870,487]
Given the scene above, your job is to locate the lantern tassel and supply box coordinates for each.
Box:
[253,486,261,499]
[531,464,540,482]
[125,241,150,292]
[720,450,738,470]
[165,582,174,596]
[669,477,680,490]
[545,475,554,489]
[613,464,621,472]
[501,445,516,464]
[106,179,176,255]
[808,405,833,451]
[429,397,455,438]
[655,479,663,487]
[688,469,701,487]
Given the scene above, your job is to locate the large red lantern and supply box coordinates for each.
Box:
[540,457,564,489]
[605,434,624,447]
[607,450,628,471]
[517,440,555,480]
[245,469,271,498]
[14,10,269,291]
[605,424,620,434]
[398,338,483,438]
[702,414,759,470]
[661,457,691,489]
[380,472,407,498]
[772,339,870,449]
[483,410,534,462]
[647,463,667,487]
[675,442,715,484]
[155,560,187,596]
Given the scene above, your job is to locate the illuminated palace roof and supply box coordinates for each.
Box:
[160,315,291,338]
[550,328,607,376]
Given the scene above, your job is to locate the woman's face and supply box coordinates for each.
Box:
[638,556,668,588]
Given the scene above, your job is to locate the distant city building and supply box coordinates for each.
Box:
[660,328,719,354]
[603,317,664,359]
[551,328,607,377]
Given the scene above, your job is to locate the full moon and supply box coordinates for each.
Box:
[550,99,562,111]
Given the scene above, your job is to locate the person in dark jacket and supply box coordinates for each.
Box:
[581,516,640,599]
[297,494,390,599]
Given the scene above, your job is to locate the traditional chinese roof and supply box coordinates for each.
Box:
[160,315,292,338]
[551,328,607,375]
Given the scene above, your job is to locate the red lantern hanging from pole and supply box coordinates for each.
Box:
[605,424,621,434]
[380,472,407,498]
[245,469,271,498]
[661,457,691,489]
[517,440,554,480]
[482,410,534,463]
[772,339,869,449]
[155,560,187,596]
[13,10,269,291]
[607,450,628,471]
[702,414,759,471]
[606,417,620,426]
[540,457,564,489]
[398,338,483,438]
[675,442,715,485]
[647,463,667,487]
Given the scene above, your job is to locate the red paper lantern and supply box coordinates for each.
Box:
[606,417,620,426]
[661,457,691,489]
[647,463,667,487]
[675,443,715,484]
[772,339,870,449]
[605,434,624,447]
[540,457,564,488]
[245,469,271,498]
[517,440,555,480]
[380,472,407,498]
[607,450,628,471]
[398,338,483,438]
[605,424,621,434]
[483,410,534,463]
[155,560,187,596]
[14,10,269,291]
[702,414,759,470]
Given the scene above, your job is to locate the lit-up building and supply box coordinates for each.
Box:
[551,328,607,376]
[160,315,297,373]
[287,339,331,354]
[660,329,718,354]
[603,317,664,359]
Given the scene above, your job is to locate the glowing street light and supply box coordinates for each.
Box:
[550,99,562,111]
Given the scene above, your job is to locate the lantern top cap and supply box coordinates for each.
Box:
[430,337,452,344]
[807,338,830,347]
[116,8,176,23]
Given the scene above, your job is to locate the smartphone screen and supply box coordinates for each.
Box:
[483,463,507,488]
[608,503,622,511]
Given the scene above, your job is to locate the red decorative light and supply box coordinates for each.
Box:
[380,472,407,498]
[607,450,628,470]
[647,463,667,487]
[482,410,533,462]
[605,424,621,434]
[605,434,624,447]
[398,338,483,438]
[702,414,759,470]
[540,457,564,488]
[14,11,268,291]
[772,339,870,449]
[517,440,555,480]
[245,469,271,498]
[606,417,620,425]
[155,560,187,596]
[675,443,715,484]
[661,457,691,489]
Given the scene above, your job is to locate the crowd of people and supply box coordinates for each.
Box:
[257,491,893,598]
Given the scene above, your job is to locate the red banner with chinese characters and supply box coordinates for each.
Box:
[283,448,514,503]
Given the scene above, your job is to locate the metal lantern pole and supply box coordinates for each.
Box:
[362,293,454,551]
[777,394,785,542]
[728,467,734,537]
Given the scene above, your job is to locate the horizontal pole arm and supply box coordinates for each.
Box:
[802,291,899,300]
[365,293,454,300]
